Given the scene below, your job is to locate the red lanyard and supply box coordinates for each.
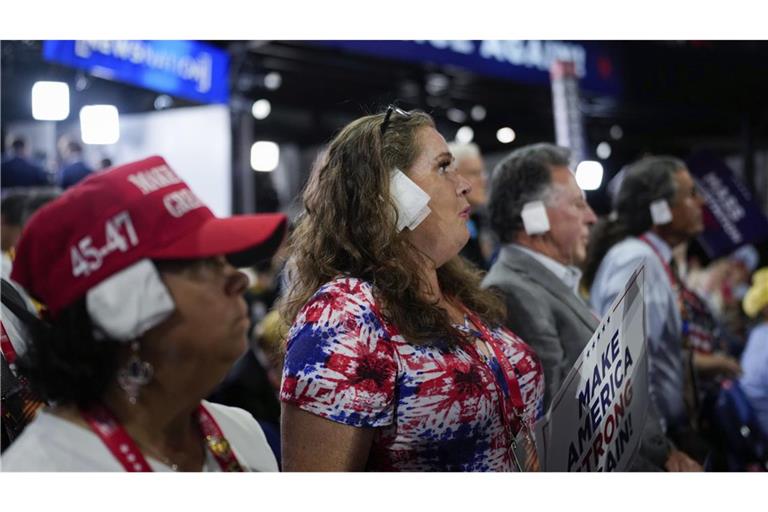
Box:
[368,292,524,409]
[80,403,244,472]
[463,309,525,411]
[638,234,691,321]
[639,235,719,357]
[1,322,18,366]
[368,292,534,470]
[639,234,702,416]
[639,234,677,287]
[462,309,537,471]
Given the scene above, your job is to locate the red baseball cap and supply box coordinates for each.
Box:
[11,155,287,317]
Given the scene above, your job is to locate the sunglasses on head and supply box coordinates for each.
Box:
[380,104,412,136]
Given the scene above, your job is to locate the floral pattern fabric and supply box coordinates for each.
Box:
[280,277,544,471]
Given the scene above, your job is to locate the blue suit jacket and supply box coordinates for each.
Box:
[1,156,49,188]
[58,160,93,189]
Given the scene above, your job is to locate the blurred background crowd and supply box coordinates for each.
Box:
[1,39,767,472]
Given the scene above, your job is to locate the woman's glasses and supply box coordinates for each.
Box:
[380,104,411,136]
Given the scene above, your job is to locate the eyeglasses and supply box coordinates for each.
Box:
[380,104,411,136]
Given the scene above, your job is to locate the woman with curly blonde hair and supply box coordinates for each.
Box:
[279,106,544,471]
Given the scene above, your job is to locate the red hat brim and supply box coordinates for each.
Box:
[148,212,288,267]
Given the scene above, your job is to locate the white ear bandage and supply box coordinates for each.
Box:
[650,199,673,225]
[390,168,431,232]
[86,259,176,342]
[521,200,551,235]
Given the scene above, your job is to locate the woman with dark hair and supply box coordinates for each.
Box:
[2,156,287,471]
[279,107,544,471]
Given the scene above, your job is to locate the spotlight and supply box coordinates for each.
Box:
[596,142,612,160]
[264,72,282,90]
[575,161,604,190]
[154,94,174,110]
[496,127,515,144]
[447,108,467,123]
[80,105,120,145]
[251,99,271,120]
[31,81,70,121]
[456,126,474,143]
[250,141,279,172]
[470,105,486,121]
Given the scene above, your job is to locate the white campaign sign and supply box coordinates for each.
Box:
[534,265,649,471]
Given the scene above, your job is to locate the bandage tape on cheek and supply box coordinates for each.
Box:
[521,200,550,235]
[649,199,673,225]
[390,168,432,232]
[86,259,176,342]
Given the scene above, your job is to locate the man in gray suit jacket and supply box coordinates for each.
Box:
[482,143,700,471]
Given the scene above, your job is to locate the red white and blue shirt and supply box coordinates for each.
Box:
[280,277,544,471]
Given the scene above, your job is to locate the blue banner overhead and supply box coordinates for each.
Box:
[43,40,229,104]
[687,152,768,259]
[311,40,622,95]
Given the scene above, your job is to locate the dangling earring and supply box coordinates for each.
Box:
[116,341,154,404]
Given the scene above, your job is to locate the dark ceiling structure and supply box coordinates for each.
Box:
[3,39,767,264]
[3,40,767,191]
[227,40,768,155]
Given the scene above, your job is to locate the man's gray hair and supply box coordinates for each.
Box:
[488,143,570,243]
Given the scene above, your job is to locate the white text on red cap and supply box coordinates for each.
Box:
[71,211,139,278]
[127,164,182,195]
[163,189,204,218]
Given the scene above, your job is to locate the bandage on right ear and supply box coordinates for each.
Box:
[86,259,175,342]
[650,199,673,225]
[390,168,431,232]
[521,200,550,235]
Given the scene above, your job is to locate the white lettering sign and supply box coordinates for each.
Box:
[412,40,589,79]
[534,266,649,471]
[697,173,745,244]
[74,40,213,93]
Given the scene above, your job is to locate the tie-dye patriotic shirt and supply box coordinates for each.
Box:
[280,277,544,471]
